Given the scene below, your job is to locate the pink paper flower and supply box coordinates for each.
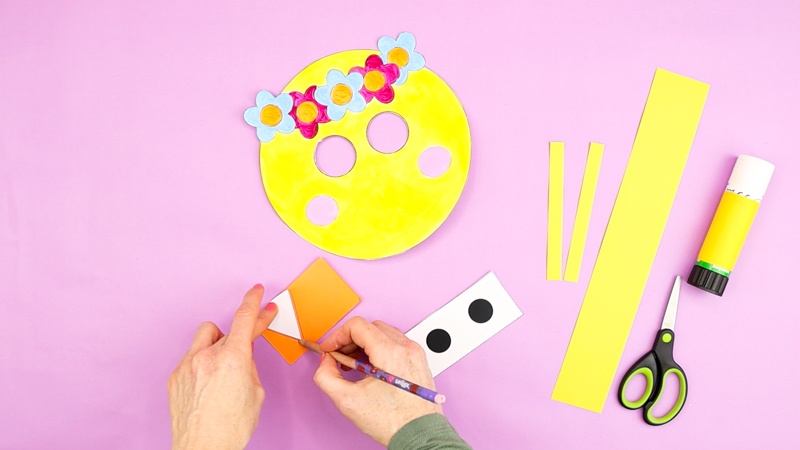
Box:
[349,55,400,104]
[288,86,331,139]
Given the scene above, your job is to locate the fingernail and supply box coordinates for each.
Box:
[265,302,277,312]
[319,353,326,362]
[251,342,255,351]
[253,283,263,290]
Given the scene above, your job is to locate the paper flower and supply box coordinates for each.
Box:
[313,70,367,121]
[349,55,400,104]
[243,91,296,143]
[289,86,331,139]
[378,32,425,86]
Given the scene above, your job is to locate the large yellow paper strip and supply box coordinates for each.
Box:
[564,142,604,283]
[547,142,565,281]
[552,69,709,412]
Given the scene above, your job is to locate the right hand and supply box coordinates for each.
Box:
[313,317,442,446]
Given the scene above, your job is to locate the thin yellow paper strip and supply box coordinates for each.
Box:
[547,142,565,281]
[552,69,709,412]
[564,142,604,282]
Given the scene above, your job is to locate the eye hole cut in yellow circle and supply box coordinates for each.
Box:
[259,50,471,260]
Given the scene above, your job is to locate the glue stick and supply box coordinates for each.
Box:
[688,155,775,296]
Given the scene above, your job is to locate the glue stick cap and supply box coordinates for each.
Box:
[688,265,728,296]
[727,155,775,202]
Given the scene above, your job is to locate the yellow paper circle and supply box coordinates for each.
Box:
[260,50,470,259]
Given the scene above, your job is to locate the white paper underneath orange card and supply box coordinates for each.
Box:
[405,272,523,377]
[266,290,301,339]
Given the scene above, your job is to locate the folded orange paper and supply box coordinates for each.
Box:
[262,258,360,363]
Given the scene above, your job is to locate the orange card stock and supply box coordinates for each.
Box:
[262,258,360,363]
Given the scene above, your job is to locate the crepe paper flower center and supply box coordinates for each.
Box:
[387,47,410,68]
[364,71,386,92]
[296,101,319,123]
[331,83,354,106]
[260,105,283,127]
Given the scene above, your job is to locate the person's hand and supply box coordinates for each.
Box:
[313,317,442,446]
[168,284,278,450]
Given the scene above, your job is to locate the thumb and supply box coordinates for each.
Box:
[313,354,355,402]
[251,302,279,341]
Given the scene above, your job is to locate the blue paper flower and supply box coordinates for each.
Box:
[377,32,425,86]
[244,91,296,143]
[313,70,366,121]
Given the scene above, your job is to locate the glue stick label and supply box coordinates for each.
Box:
[696,191,760,276]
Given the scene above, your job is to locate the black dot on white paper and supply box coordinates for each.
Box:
[468,298,493,323]
[426,328,451,353]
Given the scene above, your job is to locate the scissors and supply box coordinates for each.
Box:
[618,276,688,426]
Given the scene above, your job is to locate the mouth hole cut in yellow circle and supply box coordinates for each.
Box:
[306,194,339,226]
[418,146,452,178]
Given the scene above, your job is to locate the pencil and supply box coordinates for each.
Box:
[299,339,446,405]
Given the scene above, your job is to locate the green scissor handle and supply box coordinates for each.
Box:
[618,329,688,426]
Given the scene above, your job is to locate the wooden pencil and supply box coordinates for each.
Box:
[299,339,446,404]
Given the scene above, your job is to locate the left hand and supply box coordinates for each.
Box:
[168,284,278,450]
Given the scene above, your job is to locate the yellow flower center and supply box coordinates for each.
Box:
[363,71,386,92]
[331,83,353,106]
[260,105,282,127]
[387,48,409,68]
[296,101,319,123]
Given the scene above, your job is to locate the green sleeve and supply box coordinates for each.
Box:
[387,413,472,450]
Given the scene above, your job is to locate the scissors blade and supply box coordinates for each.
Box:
[660,276,681,331]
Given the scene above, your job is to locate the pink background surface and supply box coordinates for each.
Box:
[2,1,799,448]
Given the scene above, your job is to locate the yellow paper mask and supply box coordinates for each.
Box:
[244,33,471,259]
